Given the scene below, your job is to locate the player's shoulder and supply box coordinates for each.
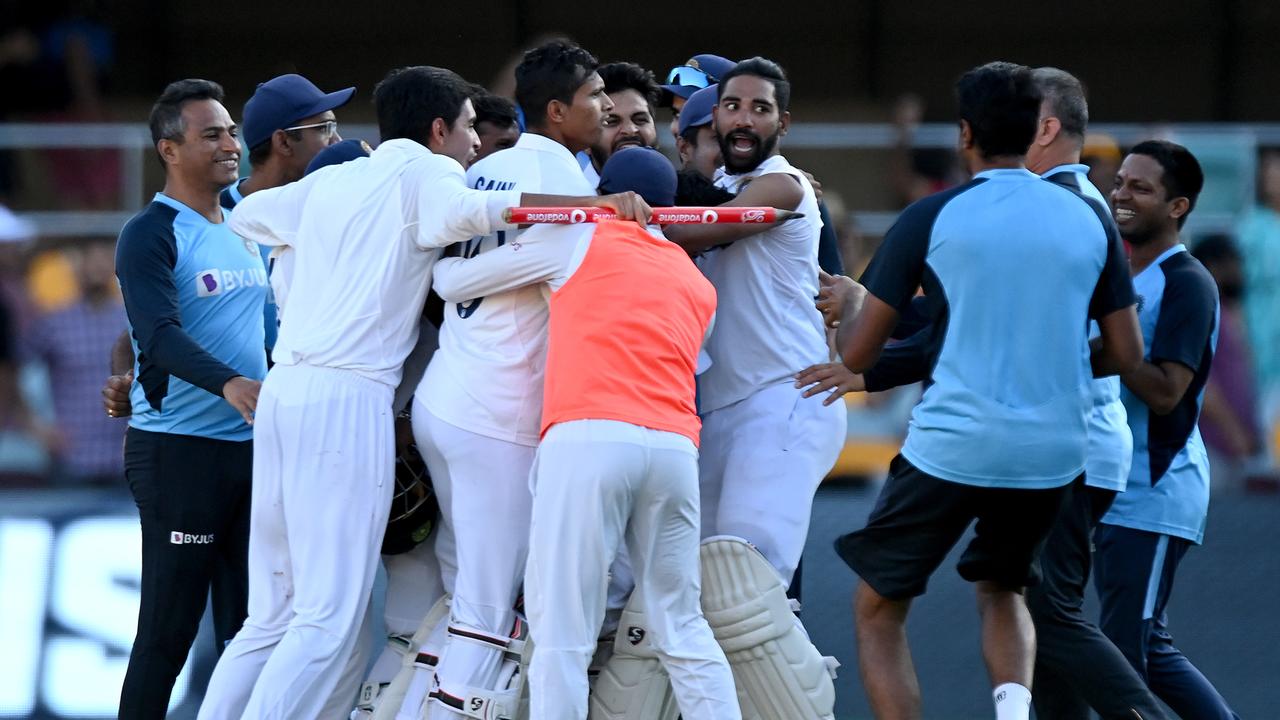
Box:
[466,146,539,189]
[118,201,179,246]
[1160,250,1218,301]
[897,177,986,231]
[1039,173,1116,235]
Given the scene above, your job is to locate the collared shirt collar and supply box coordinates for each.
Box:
[972,167,1039,181]
[153,192,225,224]
[516,131,578,164]
[1041,163,1091,179]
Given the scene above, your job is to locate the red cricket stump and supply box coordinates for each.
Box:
[502,206,804,224]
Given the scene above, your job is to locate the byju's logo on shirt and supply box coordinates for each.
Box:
[170,531,214,544]
[195,267,269,297]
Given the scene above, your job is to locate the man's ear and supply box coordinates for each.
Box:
[1168,196,1191,225]
[427,116,448,152]
[1036,115,1061,148]
[778,110,791,137]
[676,135,692,165]
[958,119,975,151]
[273,128,294,158]
[157,138,181,167]
[545,99,567,126]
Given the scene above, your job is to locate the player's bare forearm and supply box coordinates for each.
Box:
[1120,359,1194,416]
[110,330,134,375]
[667,173,805,253]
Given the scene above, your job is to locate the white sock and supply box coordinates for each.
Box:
[992,682,1031,720]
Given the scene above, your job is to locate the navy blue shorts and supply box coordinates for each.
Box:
[835,455,1069,600]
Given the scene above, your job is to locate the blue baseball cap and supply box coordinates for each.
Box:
[677,85,718,136]
[242,74,355,151]
[598,147,677,207]
[304,139,373,176]
[660,54,736,102]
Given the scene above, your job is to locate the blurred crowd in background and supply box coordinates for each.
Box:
[1,1,1277,493]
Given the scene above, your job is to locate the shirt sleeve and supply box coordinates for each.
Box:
[857,198,937,312]
[1150,263,1218,373]
[863,327,933,392]
[227,176,314,248]
[816,200,844,275]
[415,158,520,250]
[431,224,576,301]
[1088,215,1137,319]
[115,213,242,399]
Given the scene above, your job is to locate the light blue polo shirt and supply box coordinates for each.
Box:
[1042,164,1134,492]
[116,193,268,441]
[859,168,1134,489]
[1103,244,1219,543]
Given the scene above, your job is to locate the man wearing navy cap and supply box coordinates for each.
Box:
[675,84,722,181]
[659,53,735,141]
[225,73,353,354]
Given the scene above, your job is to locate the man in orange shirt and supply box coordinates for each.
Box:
[430,147,740,720]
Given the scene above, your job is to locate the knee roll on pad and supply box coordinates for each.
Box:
[699,536,836,720]
[362,594,450,720]
[587,590,680,720]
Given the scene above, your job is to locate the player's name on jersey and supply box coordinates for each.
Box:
[503,206,803,225]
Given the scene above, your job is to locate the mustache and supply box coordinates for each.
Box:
[722,129,760,143]
[611,133,645,149]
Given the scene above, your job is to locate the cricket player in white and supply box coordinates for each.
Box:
[406,42,610,720]
[433,147,741,720]
[196,65,648,720]
[665,57,844,719]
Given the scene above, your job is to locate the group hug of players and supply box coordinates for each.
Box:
[103,36,1236,720]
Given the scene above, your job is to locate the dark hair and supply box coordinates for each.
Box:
[515,40,598,129]
[1129,139,1205,229]
[679,126,702,147]
[718,57,791,113]
[598,62,660,108]
[148,79,225,164]
[1031,66,1088,139]
[954,61,1041,158]
[469,86,519,130]
[374,66,472,144]
[1191,233,1241,266]
[676,169,737,206]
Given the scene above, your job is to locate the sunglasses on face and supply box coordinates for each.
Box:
[665,65,712,89]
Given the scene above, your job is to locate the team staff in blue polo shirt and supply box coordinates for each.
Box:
[824,67,1166,720]
[102,73,352,417]
[823,62,1142,720]
[1021,68,1169,720]
[1096,141,1240,720]
[115,79,268,719]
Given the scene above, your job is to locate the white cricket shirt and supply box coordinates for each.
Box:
[417,132,595,446]
[228,138,519,388]
[697,154,828,412]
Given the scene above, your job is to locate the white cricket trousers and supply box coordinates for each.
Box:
[698,382,846,587]
[413,404,535,716]
[198,363,394,720]
[322,534,449,717]
[526,419,741,720]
